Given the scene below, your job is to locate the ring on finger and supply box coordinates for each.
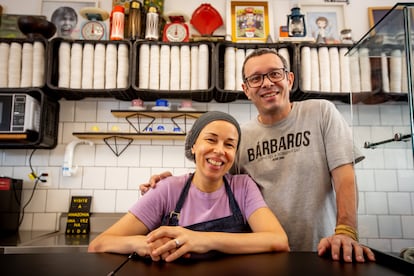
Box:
[174,239,180,248]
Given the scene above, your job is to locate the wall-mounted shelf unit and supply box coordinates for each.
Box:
[0,89,59,149]
[72,110,206,156]
[72,132,187,140]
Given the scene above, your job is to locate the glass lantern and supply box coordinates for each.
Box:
[287,7,306,37]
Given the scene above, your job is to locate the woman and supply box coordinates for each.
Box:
[51,6,78,38]
[88,111,289,262]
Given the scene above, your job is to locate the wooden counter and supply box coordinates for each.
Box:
[0,250,412,276]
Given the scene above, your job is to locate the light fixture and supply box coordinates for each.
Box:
[287,6,306,37]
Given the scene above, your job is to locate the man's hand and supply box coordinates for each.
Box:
[139,171,172,195]
[317,234,376,263]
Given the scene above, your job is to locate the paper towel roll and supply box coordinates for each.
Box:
[190,45,199,90]
[20,43,33,87]
[318,47,330,92]
[390,49,402,92]
[339,47,350,93]
[139,44,150,89]
[70,43,83,89]
[93,43,106,89]
[235,48,245,91]
[349,51,361,93]
[180,45,191,90]
[198,44,209,90]
[224,46,236,90]
[116,44,129,88]
[32,41,45,87]
[159,44,170,90]
[401,53,408,93]
[300,46,311,91]
[117,44,129,89]
[278,48,290,72]
[149,44,160,90]
[8,42,22,88]
[170,45,180,90]
[82,43,94,89]
[381,53,389,93]
[105,43,118,89]
[58,42,71,88]
[0,42,9,87]
[310,47,320,91]
[329,47,340,92]
[359,48,371,91]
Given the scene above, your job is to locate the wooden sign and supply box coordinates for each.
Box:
[65,196,92,235]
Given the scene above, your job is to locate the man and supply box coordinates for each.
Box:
[141,48,375,263]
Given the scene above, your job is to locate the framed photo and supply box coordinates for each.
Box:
[226,1,274,43]
[368,6,394,29]
[300,3,346,44]
[41,0,97,39]
[368,6,414,36]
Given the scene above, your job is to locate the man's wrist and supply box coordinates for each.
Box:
[335,224,359,241]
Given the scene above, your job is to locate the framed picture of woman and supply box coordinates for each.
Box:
[41,0,97,39]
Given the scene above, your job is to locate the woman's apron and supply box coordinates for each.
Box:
[162,173,251,232]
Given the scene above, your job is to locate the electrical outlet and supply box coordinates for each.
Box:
[38,170,51,187]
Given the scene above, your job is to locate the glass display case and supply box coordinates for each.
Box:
[348,2,414,158]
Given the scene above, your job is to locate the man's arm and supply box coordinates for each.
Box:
[317,163,375,262]
[139,171,172,195]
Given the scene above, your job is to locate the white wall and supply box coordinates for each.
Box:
[0,0,413,254]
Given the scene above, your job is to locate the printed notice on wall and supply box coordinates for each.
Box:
[65,196,92,235]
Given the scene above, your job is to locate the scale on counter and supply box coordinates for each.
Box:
[79,7,109,40]
[162,12,190,42]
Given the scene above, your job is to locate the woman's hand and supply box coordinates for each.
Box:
[147,226,204,262]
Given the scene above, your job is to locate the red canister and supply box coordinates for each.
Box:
[110,5,125,40]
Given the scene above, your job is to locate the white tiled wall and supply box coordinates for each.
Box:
[352,102,414,253]
[0,98,413,254]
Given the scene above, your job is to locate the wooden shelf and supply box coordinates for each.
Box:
[72,132,186,140]
[110,109,205,118]
[0,133,29,140]
[72,110,204,156]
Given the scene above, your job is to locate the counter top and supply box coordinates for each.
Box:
[0,250,412,276]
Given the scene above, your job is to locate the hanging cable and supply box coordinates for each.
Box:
[18,149,46,226]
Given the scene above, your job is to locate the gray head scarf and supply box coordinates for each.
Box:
[185,111,241,162]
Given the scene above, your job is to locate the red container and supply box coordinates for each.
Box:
[110,5,125,40]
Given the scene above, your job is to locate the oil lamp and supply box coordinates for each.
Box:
[287,6,306,37]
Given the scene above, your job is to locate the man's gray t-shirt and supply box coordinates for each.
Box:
[234,99,363,251]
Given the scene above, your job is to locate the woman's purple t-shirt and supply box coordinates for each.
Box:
[129,173,267,231]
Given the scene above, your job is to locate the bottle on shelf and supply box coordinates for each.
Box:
[110,5,125,40]
[144,6,159,40]
[128,0,143,40]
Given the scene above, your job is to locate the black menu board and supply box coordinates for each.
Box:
[65,196,92,235]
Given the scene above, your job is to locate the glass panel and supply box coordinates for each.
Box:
[348,3,414,158]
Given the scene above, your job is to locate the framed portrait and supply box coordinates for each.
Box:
[368,6,414,37]
[300,3,346,44]
[226,1,274,43]
[41,0,97,39]
[368,6,392,28]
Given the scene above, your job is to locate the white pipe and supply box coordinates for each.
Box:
[62,139,94,176]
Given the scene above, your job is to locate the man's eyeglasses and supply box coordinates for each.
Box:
[244,68,288,88]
